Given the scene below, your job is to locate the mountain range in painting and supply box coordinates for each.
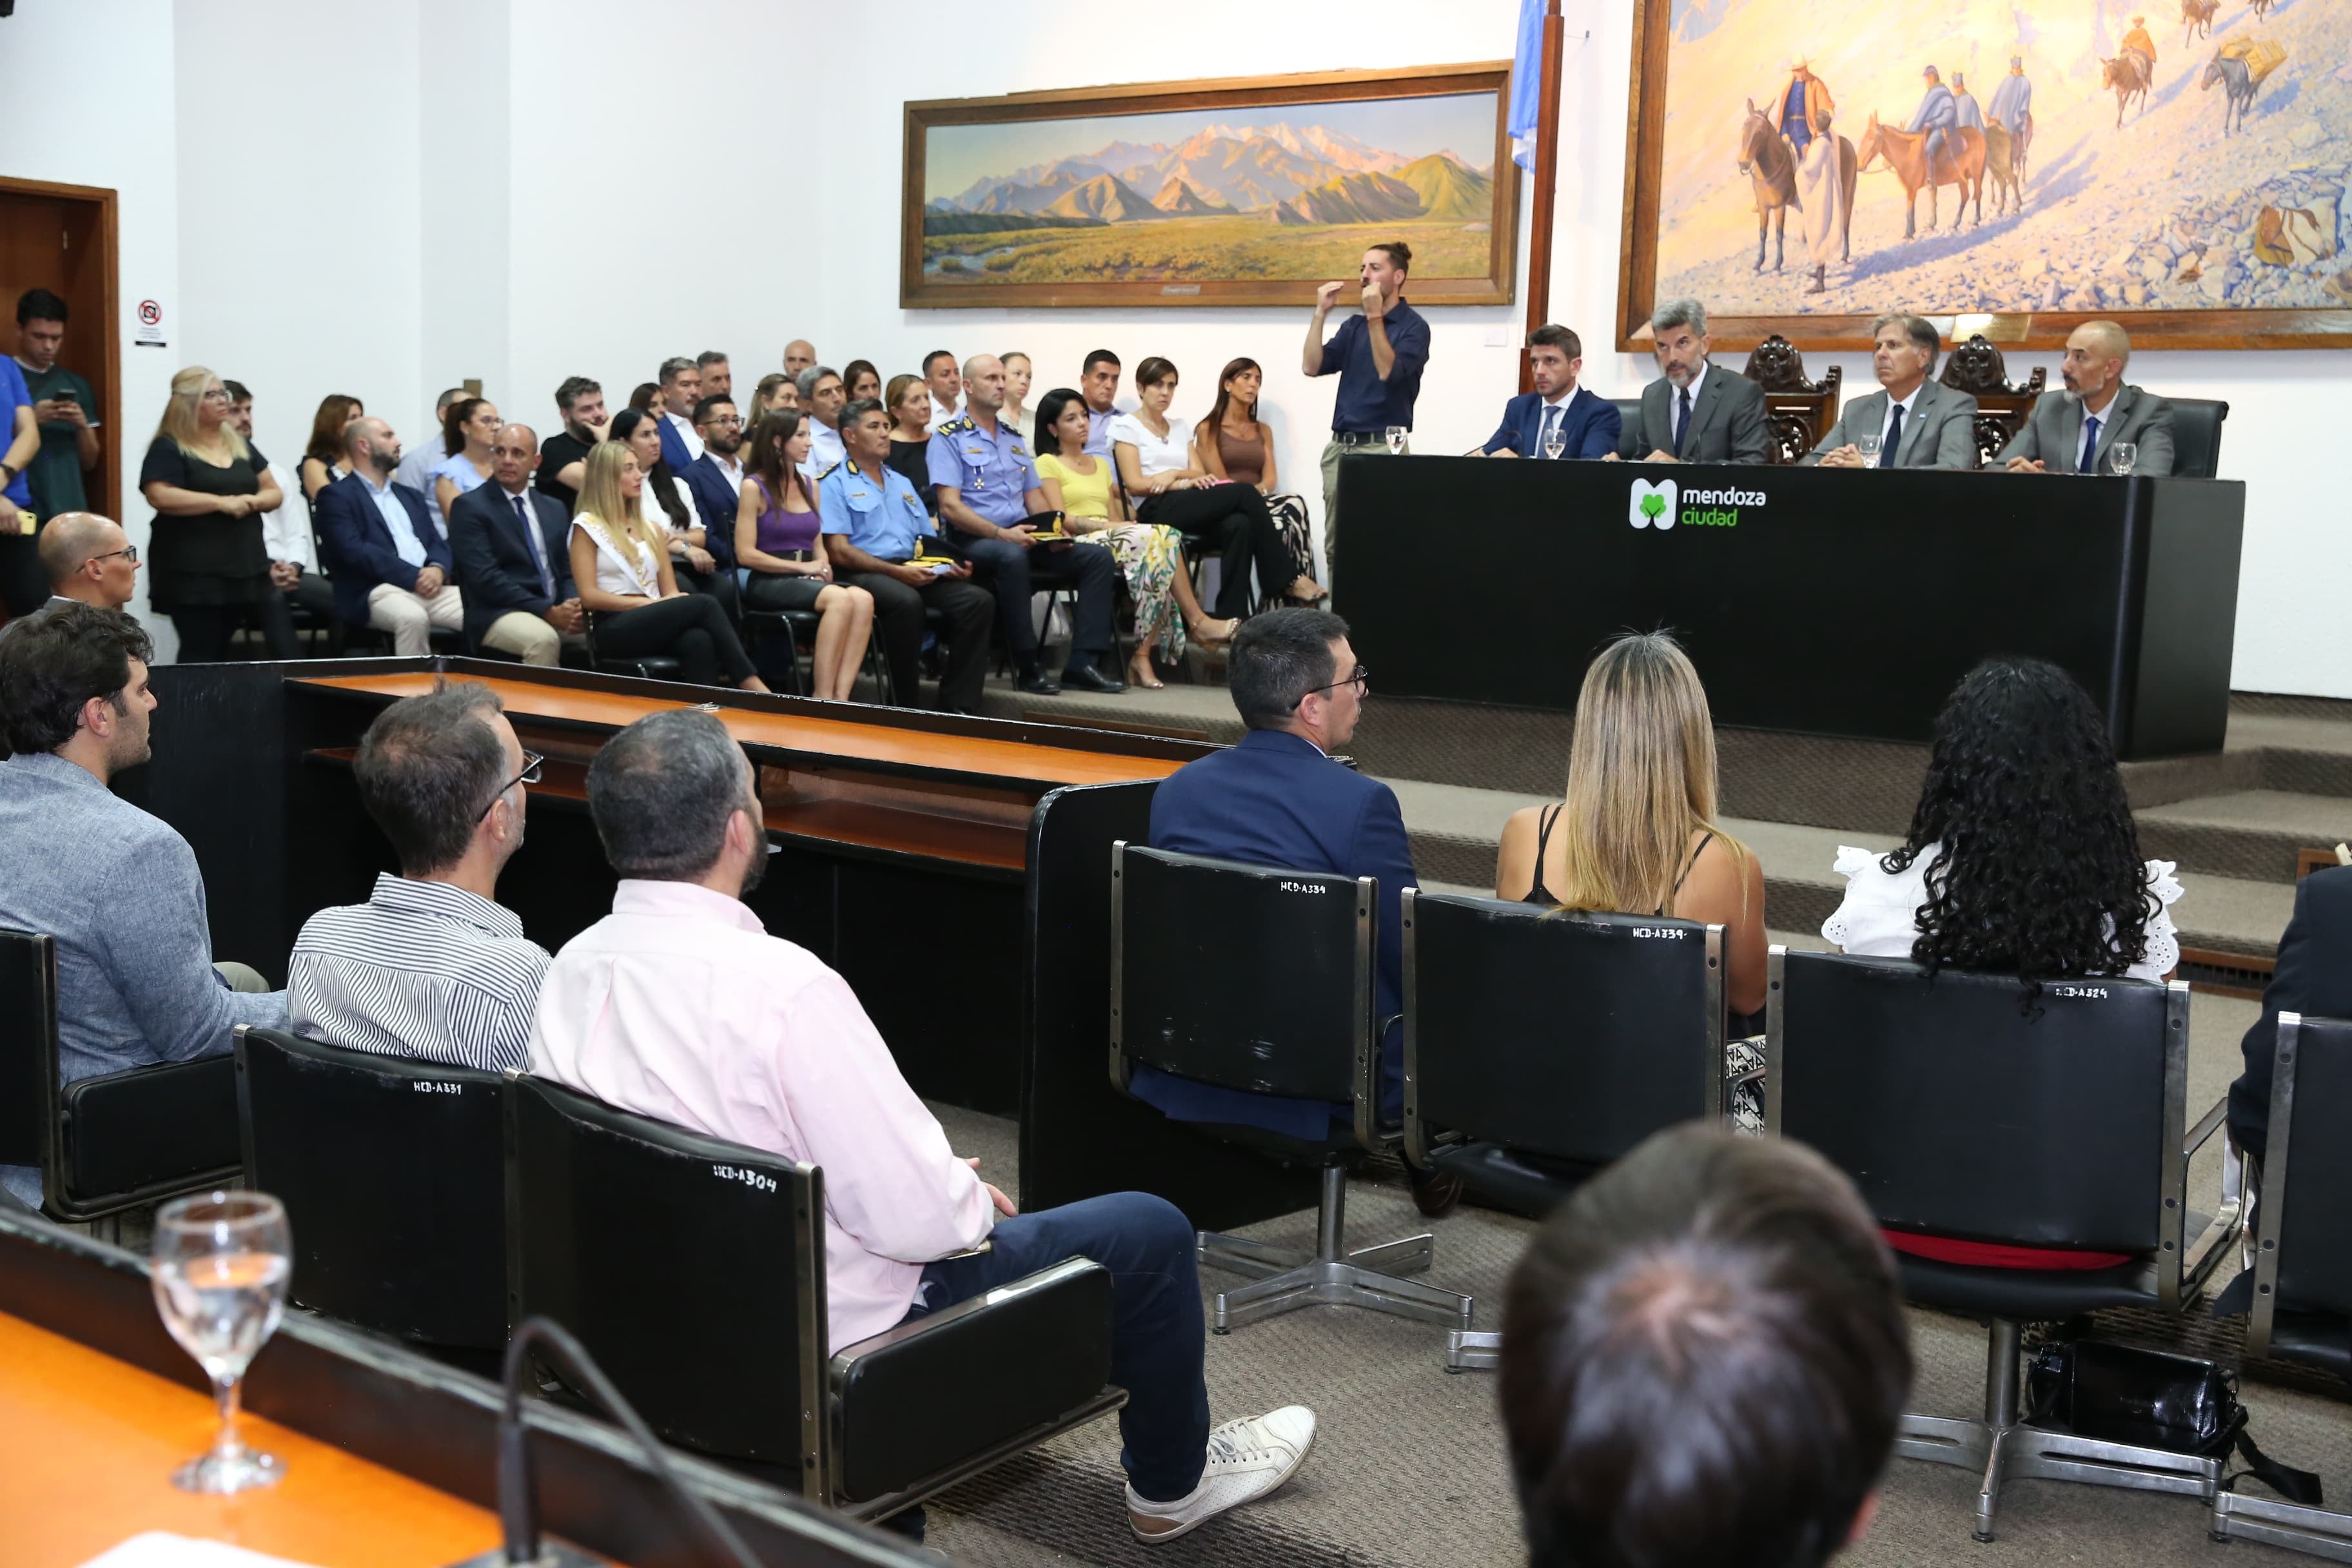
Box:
[930,124,1494,226]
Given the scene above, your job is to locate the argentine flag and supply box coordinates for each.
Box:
[1507,0,1548,172]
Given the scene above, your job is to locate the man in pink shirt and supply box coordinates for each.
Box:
[530,709,1315,1544]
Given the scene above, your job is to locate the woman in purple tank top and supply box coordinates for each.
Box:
[734,411,875,701]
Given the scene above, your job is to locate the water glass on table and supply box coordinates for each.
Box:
[152,1190,293,1494]
[1384,426,1407,456]
[2111,442,2138,476]
[1542,427,1567,461]
[1854,433,1881,464]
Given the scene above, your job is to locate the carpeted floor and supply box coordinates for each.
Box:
[919,990,2347,1568]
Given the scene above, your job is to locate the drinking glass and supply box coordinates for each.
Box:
[1384,426,1407,456]
[1542,427,1567,461]
[2111,442,2137,476]
[1854,433,1881,464]
[152,1190,292,1494]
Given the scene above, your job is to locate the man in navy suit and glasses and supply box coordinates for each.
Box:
[313,416,462,654]
[1474,324,1622,460]
[1144,607,1460,1216]
[445,423,581,665]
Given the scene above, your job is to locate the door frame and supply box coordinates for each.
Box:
[0,176,121,521]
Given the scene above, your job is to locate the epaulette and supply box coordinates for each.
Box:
[815,460,843,481]
[937,415,975,435]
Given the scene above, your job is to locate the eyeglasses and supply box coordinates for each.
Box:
[701,414,742,428]
[198,387,231,403]
[89,545,139,565]
[1298,665,1370,703]
[477,750,545,821]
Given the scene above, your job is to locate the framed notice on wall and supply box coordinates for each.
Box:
[902,63,1520,310]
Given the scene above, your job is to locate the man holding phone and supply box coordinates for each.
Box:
[15,289,101,523]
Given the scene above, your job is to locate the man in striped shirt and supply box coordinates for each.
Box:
[289,681,549,1071]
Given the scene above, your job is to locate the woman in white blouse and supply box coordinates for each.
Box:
[1821,658,2181,985]
[611,406,739,623]
[1110,356,1321,622]
[568,440,767,692]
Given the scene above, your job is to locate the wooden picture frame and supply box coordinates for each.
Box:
[901,63,1519,310]
[1615,0,2352,350]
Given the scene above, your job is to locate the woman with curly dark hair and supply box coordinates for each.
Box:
[1823,657,2180,987]
[1823,657,2183,1271]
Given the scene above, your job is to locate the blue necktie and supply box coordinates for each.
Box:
[2079,415,2102,475]
[1672,387,1692,457]
[1879,404,1904,468]
[1540,406,1562,456]
[515,493,554,598]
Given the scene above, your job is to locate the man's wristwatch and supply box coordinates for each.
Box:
[0,462,15,485]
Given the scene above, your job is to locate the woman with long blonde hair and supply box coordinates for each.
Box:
[1493,634,1768,1115]
[141,364,291,661]
[567,440,766,692]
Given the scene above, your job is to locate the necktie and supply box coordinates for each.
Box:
[515,493,554,598]
[1672,387,1692,457]
[1540,406,1562,456]
[2079,415,2102,475]
[1880,404,1905,468]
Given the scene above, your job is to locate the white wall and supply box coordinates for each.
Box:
[5,0,180,651]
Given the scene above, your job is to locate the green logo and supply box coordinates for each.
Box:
[1639,493,1665,524]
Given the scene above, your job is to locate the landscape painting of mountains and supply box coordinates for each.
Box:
[903,66,1516,308]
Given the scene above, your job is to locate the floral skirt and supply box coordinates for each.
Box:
[1267,493,1315,585]
[1729,1035,1765,1135]
[1079,523,1189,659]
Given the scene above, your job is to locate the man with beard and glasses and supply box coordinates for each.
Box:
[684,396,748,574]
[288,681,549,1070]
[529,709,1318,1549]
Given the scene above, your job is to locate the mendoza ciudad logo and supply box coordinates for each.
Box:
[1627,476,1761,529]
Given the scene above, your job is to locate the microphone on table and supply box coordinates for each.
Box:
[449,1316,761,1568]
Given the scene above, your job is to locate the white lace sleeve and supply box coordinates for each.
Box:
[2131,859,2184,981]
[1819,845,1883,948]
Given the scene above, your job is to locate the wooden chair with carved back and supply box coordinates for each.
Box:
[1740,335,1841,465]
[1939,335,2047,467]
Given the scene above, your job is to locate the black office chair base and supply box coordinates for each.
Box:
[1197,1165,1473,1334]
[2213,1491,2352,1560]
[1898,1320,2220,1542]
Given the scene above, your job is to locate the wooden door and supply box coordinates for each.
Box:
[0,179,120,520]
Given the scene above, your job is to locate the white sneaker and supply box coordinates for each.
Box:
[1126,1406,1317,1544]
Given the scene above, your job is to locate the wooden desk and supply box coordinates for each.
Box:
[0,1312,498,1568]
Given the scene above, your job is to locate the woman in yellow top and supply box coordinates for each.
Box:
[1030,387,1234,689]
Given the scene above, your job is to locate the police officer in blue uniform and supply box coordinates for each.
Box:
[818,398,997,713]
[927,354,1123,695]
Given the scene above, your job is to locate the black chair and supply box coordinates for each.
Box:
[1109,843,1473,1335]
[2169,397,2230,479]
[1770,947,2238,1542]
[581,610,683,682]
[739,605,814,696]
[1611,397,1643,443]
[2211,1010,2352,1557]
[1403,893,1727,1370]
[503,1073,1124,1518]
[0,927,242,1224]
[235,1026,505,1353]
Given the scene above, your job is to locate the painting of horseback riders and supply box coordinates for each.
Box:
[1618,0,2352,348]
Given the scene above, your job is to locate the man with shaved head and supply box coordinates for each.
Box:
[313,416,463,654]
[930,354,1122,694]
[2000,320,2176,476]
[446,421,581,667]
[38,512,139,612]
[782,340,818,379]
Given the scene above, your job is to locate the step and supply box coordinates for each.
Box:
[2136,791,2352,885]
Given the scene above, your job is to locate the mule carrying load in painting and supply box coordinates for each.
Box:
[2204,37,2288,138]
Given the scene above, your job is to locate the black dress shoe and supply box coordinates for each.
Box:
[1061,665,1126,694]
[1015,671,1063,696]
[1407,1161,1464,1219]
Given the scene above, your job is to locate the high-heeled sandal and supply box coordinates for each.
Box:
[1127,654,1166,689]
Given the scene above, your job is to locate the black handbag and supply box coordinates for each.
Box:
[2026,1340,2322,1504]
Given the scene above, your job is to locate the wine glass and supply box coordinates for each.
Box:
[152,1190,292,1494]
[1854,433,1881,464]
[2111,442,2137,477]
[1384,426,1407,456]
[1542,426,1567,461]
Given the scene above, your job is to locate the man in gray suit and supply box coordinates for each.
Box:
[1607,299,1770,465]
[1803,314,1978,469]
[2001,321,2174,476]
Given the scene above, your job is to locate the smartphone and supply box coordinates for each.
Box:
[51,388,77,405]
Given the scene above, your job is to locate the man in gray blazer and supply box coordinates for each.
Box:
[1803,313,1979,469]
[2001,320,2175,476]
[1606,299,1770,465]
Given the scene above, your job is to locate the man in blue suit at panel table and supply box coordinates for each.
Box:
[1144,607,1462,1217]
[313,416,462,656]
[1473,324,1622,461]
[444,422,582,665]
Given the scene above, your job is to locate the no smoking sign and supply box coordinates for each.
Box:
[135,298,167,348]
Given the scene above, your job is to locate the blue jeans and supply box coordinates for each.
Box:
[905,1191,1210,1504]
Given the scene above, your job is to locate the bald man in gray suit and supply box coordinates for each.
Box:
[2001,321,2175,476]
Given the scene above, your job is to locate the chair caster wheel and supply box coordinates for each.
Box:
[1211,1326,1230,1335]
[1972,1531,1995,1544]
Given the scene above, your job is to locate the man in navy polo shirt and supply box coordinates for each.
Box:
[1303,241,1429,575]
[928,355,1121,696]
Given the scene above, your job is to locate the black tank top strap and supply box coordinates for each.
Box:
[1522,804,1563,906]
[1661,830,1717,914]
